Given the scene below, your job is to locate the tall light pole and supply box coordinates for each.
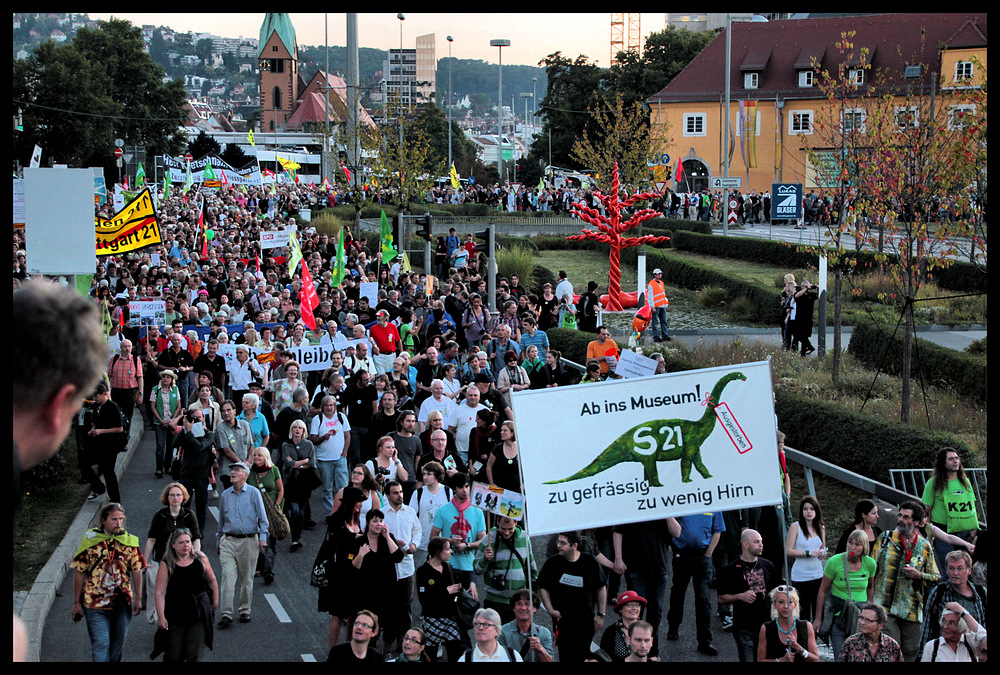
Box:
[447,35,454,169]
[490,39,510,184]
[520,92,533,148]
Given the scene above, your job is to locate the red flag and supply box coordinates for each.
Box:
[340,162,352,183]
[675,159,686,187]
[299,262,320,331]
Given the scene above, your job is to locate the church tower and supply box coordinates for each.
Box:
[258,13,298,132]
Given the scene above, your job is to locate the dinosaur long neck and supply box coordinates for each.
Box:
[699,375,739,426]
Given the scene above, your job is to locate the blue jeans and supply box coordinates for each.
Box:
[83,602,133,662]
[650,306,669,339]
[318,457,348,514]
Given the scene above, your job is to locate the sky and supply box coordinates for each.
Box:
[87,13,668,67]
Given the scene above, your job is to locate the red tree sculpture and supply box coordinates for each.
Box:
[567,161,669,311]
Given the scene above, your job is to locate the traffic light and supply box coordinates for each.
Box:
[393,212,404,256]
[474,227,492,256]
[414,212,433,241]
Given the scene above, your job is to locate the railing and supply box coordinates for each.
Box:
[890,467,988,529]
[784,448,987,529]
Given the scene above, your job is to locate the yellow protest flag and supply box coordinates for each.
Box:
[95,187,162,255]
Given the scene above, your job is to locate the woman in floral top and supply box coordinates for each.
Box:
[840,603,903,662]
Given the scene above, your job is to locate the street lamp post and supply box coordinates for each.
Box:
[447,35,454,169]
[490,39,510,184]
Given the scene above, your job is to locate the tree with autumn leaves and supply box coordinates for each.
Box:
[802,32,986,422]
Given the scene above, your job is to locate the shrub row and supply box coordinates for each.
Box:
[847,320,987,406]
[671,231,987,294]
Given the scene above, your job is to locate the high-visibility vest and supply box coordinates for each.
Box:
[646,279,669,308]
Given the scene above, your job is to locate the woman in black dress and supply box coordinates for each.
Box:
[486,421,521,493]
[154,528,218,662]
[351,507,404,652]
[319,487,364,648]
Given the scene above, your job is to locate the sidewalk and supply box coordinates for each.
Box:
[14,413,144,663]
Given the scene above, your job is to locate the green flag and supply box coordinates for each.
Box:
[135,162,146,187]
[203,161,217,182]
[163,166,172,192]
[379,209,398,264]
[331,225,346,287]
[287,228,303,278]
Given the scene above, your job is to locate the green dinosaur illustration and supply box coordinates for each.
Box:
[546,371,747,486]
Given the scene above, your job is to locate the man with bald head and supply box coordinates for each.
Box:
[717,528,783,662]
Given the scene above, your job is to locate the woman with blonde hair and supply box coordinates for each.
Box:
[757,585,819,662]
[247,446,283,585]
[154,528,218,661]
[814,529,876,659]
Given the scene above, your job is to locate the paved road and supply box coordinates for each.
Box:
[32,423,769,663]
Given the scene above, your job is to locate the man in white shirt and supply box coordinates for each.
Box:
[554,270,574,306]
[447,385,487,465]
[459,608,522,661]
[382,480,422,654]
[417,379,455,433]
[309,395,351,514]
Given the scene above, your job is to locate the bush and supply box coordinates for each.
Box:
[696,286,728,309]
[529,265,557,296]
[847,320,987,406]
[496,235,538,253]
[496,245,536,286]
[547,327,596,365]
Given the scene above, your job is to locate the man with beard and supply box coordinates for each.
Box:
[871,501,940,661]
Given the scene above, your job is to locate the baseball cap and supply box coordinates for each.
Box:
[653,268,662,275]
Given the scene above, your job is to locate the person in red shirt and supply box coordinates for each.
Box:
[369,309,401,375]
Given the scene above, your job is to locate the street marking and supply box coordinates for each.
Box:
[265,593,291,623]
[301,654,318,662]
[208,506,220,523]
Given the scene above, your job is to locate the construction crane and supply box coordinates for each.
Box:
[610,13,641,65]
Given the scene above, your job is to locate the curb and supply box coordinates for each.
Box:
[17,412,144,663]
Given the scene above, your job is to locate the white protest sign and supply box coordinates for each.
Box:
[358,282,379,305]
[471,482,524,521]
[615,349,658,379]
[514,360,780,536]
[128,300,165,327]
[260,230,292,249]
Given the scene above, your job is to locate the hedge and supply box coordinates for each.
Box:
[847,320,987,406]
[670,231,987,295]
[644,248,785,326]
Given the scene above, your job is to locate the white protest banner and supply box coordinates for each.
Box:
[615,349,658,379]
[514,360,780,536]
[471,482,524,521]
[283,338,372,372]
[260,229,292,249]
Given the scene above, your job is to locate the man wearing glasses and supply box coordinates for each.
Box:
[326,610,383,662]
[459,608,523,661]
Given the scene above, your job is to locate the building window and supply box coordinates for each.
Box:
[894,106,919,130]
[683,113,707,137]
[744,72,759,89]
[272,87,282,110]
[790,110,813,135]
[798,70,814,88]
[843,108,866,134]
[948,105,976,130]
[849,68,865,85]
[955,61,974,81]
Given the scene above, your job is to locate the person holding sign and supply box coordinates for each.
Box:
[586,326,619,376]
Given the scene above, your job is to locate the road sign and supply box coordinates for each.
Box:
[711,176,742,189]
[771,182,803,220]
